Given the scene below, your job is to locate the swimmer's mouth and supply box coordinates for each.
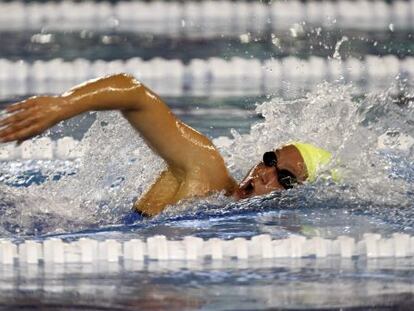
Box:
[233,181,254,200]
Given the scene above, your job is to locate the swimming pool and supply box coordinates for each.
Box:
[1,0,414,310]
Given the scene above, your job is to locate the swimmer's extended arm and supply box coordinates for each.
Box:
[0,74,236,215]
[0,74,234,185]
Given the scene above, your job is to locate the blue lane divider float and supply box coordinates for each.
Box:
[1,233,414,265]
[0,56,413,98]
[0,0,413,33]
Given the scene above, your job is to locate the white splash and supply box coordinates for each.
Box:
[0,112,165,235]
[0,83,413,235]
[214,82,414,208]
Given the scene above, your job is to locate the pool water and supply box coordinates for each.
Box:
[0,258,414,310]
[1,30,413,62]
[1,89,414,310]
[1,7,414,310]
[1,89,413,234]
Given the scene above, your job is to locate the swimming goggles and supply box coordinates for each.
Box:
[262,151,298,189]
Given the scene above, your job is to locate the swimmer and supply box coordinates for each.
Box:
[0,74,331,216]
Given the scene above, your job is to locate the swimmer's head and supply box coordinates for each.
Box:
[233,143,332,200]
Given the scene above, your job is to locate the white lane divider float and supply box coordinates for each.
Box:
[0,137,81,161]
[1,233,414,265]
[0,56,413,99]
[0,0,413,33]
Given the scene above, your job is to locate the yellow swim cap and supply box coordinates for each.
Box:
[291,142,332,182]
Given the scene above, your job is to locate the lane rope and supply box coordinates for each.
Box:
[0,233,412,265]
[0,55,412,98]
[0,0,413,33]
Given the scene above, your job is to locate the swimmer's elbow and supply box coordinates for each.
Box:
[107,73,153,111]
[111,73,165,113]
[110,73,142,89]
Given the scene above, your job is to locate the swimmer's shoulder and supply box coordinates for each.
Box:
[186,145,237,195]
[169,121,236,194]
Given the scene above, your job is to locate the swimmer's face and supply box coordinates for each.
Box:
[233,145,307,200]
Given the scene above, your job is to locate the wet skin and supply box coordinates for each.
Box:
[0,74,308,216]
[233,145,307,200]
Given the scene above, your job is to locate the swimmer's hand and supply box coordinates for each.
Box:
[0,96,68,144]
[0,74,141,144]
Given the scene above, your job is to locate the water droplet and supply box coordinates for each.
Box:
[30,33,53,44]
[271,34,281,48]
[315,27,322,36]
[332,36,349,61]
[289,23,304,38]
[239,33,251,44]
